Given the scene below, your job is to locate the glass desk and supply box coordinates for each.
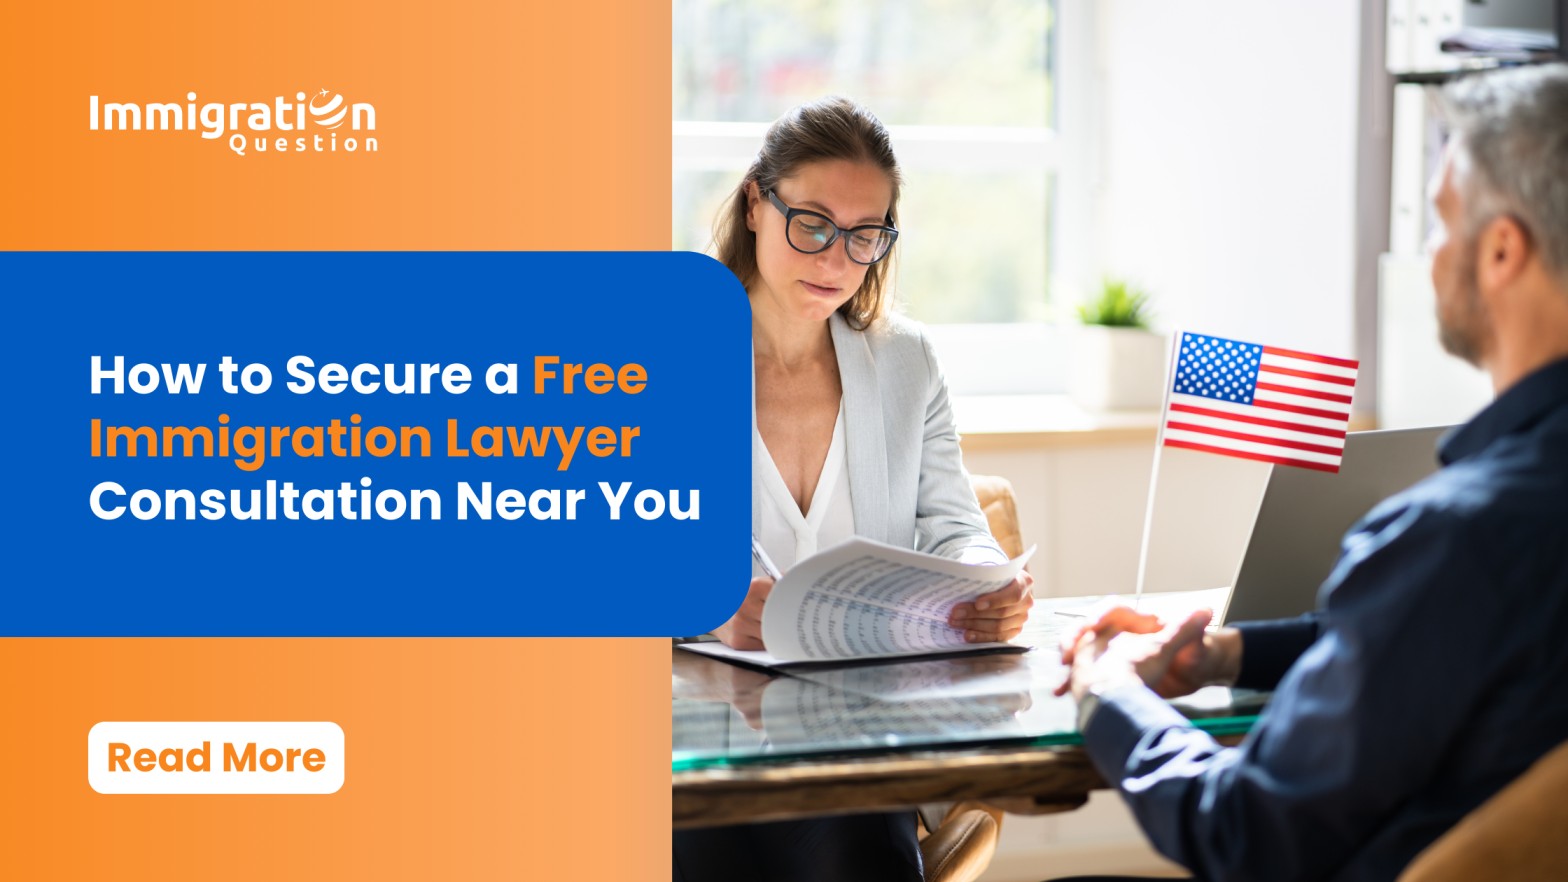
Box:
[672,589,1264,828]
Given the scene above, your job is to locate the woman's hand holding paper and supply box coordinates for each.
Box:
[948,570,1035,643]
[712,577,775,651]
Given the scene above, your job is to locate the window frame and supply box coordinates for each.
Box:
[673,0,1099,395]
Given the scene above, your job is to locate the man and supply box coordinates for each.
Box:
[1061,64,1568,882]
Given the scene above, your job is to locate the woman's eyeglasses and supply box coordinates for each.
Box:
[766,189,899,266]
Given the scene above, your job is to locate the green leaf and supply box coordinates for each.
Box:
[1078,278,1152,329]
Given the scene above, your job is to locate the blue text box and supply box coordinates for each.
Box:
[0,252,751,636]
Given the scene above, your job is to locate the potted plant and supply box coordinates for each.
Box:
[1068,278,1168,411]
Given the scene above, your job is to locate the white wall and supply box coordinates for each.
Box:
[960,442,1153,598]
[1083,0,1364,359]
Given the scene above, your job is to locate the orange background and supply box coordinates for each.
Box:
[0,2,669,249]
[0,640,669,878]
[1,1,676,878]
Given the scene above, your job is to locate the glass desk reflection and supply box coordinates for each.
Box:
[672,589,1262,829]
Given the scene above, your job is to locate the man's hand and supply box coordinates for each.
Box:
[712,577,774,650]
[1058,607,1240,702]
[949,570,1035,642]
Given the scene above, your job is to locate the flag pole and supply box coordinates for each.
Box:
[1133,331,1182,610]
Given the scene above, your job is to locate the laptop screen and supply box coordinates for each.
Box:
[1220,425,1452,625]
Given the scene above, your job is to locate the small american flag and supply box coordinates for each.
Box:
[1162,332,1360,473]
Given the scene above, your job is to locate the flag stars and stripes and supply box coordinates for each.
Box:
[1163,331,1360,473]
[1174,334,1263,405]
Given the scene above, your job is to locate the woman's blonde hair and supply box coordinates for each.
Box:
[712,96,901,329]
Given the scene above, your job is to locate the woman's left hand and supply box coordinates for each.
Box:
[949,569,1035,642]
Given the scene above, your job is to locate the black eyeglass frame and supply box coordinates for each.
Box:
[764,189,900,265]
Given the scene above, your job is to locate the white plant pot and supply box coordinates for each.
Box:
[1068,325,1170,411]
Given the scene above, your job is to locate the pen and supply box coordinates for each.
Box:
[750,534,783,580]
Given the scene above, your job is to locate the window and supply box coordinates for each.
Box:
[673,0,1058,325]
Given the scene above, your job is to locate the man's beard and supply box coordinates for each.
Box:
[1437,244,1490,367]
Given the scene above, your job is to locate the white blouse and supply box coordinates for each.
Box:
[754,401,856,575]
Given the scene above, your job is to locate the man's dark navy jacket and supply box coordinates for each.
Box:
[1084,357,1568,882]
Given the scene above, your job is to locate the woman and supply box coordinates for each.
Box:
[673,97,1035,882]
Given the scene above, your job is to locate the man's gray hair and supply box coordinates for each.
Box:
[1442,64,1568,286]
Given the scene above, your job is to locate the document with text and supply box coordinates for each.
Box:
[681,538,1035,669]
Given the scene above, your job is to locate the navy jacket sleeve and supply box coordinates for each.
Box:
[1082,504,1509,882]
[1233,614,1319,691]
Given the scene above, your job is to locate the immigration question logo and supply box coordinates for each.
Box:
[88,89,379,157]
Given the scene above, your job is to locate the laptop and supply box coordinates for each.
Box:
[1218,425,1453,625]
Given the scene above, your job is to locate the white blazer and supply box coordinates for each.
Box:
[752,310,1006,565]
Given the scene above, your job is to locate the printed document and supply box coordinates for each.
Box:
[681,537,1034,669]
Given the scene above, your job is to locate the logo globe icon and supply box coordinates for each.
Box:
[308,90,348,129]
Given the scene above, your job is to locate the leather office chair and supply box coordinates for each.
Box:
[913,474,1026,882]
[919,800,1007,882]
[1397,738,1568,882]
[971,473,1026,559]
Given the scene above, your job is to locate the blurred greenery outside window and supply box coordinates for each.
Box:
[673,0,1057,326]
